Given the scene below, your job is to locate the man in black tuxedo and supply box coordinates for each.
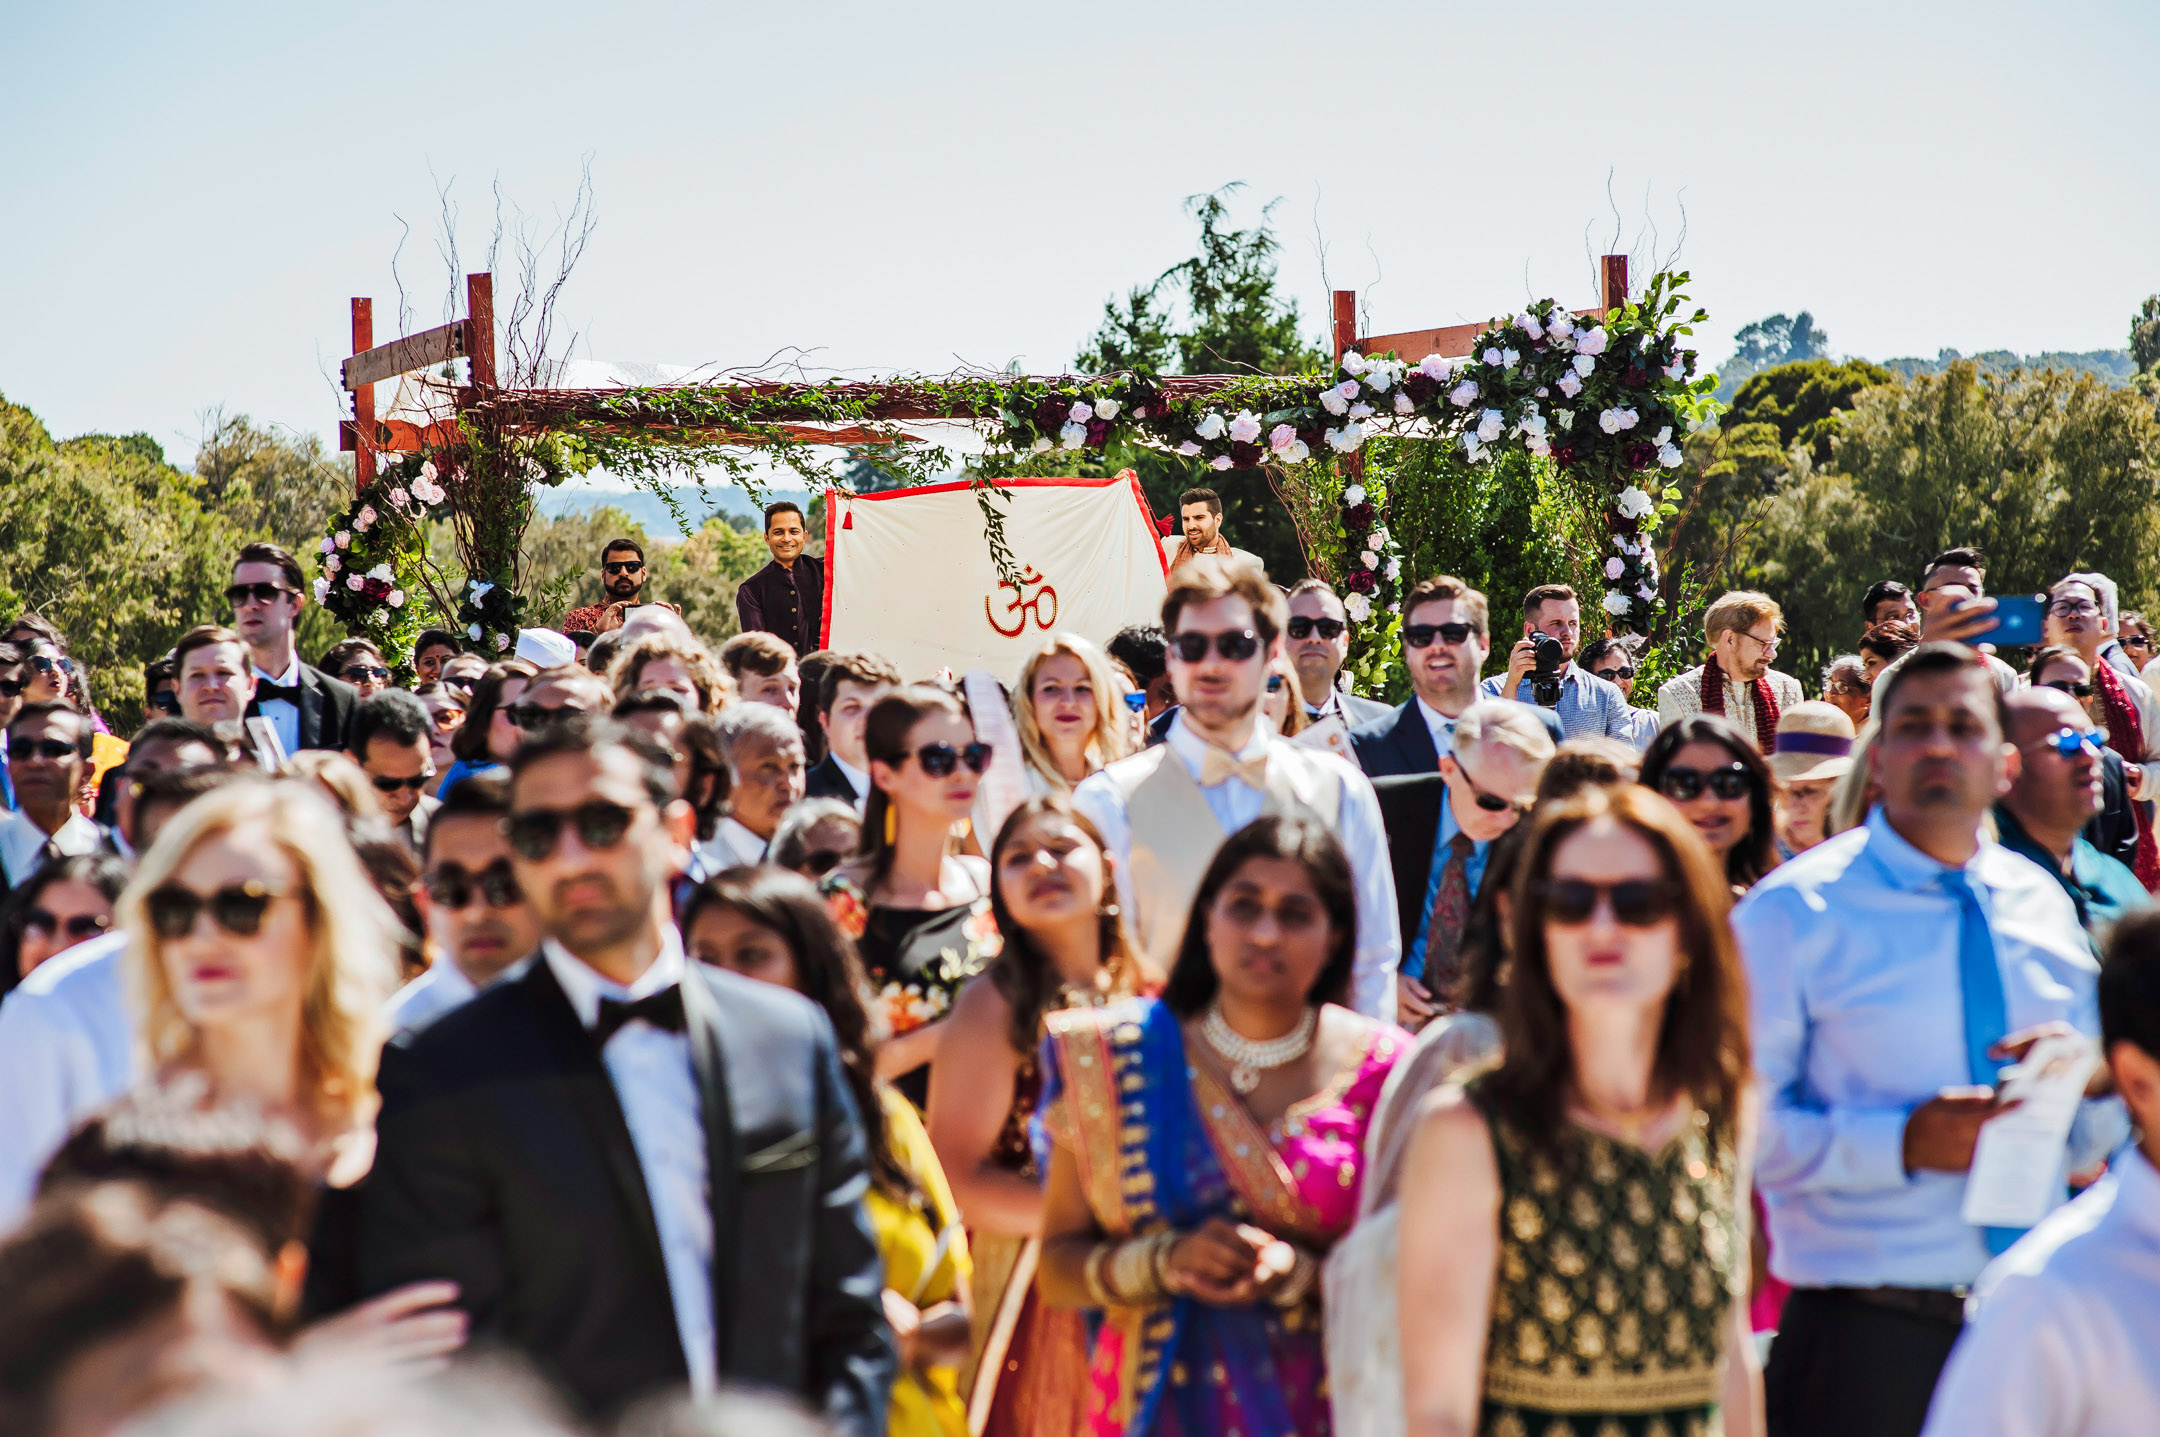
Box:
[358,718,892,1429]
[804,651,899,809]
[1349,574,1561,777]
[230,542,356,753]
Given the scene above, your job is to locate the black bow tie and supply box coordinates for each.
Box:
[255,682,303,704]
[592,986,685,1046]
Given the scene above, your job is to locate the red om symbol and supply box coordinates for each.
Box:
[984,567,1059,637]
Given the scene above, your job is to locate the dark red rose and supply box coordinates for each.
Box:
[1401,373,1440,405]
[1297,425,1326,452]
[1034,395,1068,433]
[1622,366,1648,389]
[1554,444,1578,467]
[1229,441,1262,468]
[1345,568,1378,593]
[1344,501,1377,529]
[360,577,393,601]
[1625,441,1655,469]
[1087,418,1111,447]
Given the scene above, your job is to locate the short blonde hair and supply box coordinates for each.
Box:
[122,779,404,1132]
[1450,699,1558,765]
[607,633,734,714]
[1704,590,1784,643]
[283,750,383,824]
[1011,632,1132,789]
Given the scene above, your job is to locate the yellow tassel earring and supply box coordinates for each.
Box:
[884,803,897,845]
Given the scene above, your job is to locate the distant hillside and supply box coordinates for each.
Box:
[1878,348,2137,384]
[535,481,800,537]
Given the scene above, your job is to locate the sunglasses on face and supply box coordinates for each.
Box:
[21,908,110,941]
[441,676,477,696]
[370,772,433,794]
[1536,877,1684,927]
[1404,622,1477,649]
[2125,634,2154,651]
[506,701,588,730]
[224,582,294,607]
[1594,665,1636,682]
[148,691,180,714]
[1266,674,1286,693]
[2042,680,2096,698]
[0,676,25,699]
[1169,629,1261,663]
[423,859,523,910]
[796,848,846,876]
[1451,760,1522,813]
[144,880,287,940]
[340,665,391,684]
[908,742,992,777]
[1122,691,1147,714]
[7,738,78,762]
[2035,727,2105,759]
[28,654,73,677]
[1286,616,1346,641]
[1658,762,1754,802]
[603,561,645,576]
[503,799,638,861]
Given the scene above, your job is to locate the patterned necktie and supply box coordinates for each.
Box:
[1418,832,1477,988]
[1941,869,2021,1254]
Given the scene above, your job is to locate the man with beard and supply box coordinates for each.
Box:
[561,540,650,635]
[1733,644,2123,1437]
[1074,556,1398,1017]
[1655,589,1805,753]
[385,773,544,1034]
[1284,580,1390,728]
[1165,487,1262,573]
[1482,583,1635,741]
[1349,575,1562,778]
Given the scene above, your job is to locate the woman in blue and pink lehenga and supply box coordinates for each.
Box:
[1034,814,1408,1436]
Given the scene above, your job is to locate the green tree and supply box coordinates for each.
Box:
[192,411,352,558]
[1713,311,1833,399]
[2131,294,2160,376]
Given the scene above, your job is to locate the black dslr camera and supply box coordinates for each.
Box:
[1530,634,1566,707]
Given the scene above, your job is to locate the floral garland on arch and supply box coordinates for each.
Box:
[314,454,453,669]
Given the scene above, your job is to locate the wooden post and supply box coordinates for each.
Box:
[1602,254,1629,315]
[465,272,497,391]
[1332,290,1358,365]
[351,298,374,493]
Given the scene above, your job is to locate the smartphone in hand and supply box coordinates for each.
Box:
[1987,594,2048,648]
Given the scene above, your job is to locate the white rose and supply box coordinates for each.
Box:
[1386,557,1402,580]
[320,537,336,555]
[335,531,350,548]
[1658,443,1684,468]
[1599,408,1626,435]
[1462,432,1485,463]
[313,578,331,601]
[1574,354,1596,378]
[1228,410,1262,445]
[1344,592,1373,623]
[1365,363,1393,392]
[1418,354,1454,380]
[1448,379,1479,408]
[1195,412,1227,441]
[1482,347,1504,367]
[1283,439,1310,463]
[1554,407,1575,428]
[1069,401,1093,424]
[1477,409,1505,442]
[1518,311,1543,338]
[324,554,340,573]
[1602,591,1632,616]
[1177,440,1203,456]
[1343,483,1367,506]
[1340,349,1369,376]
[1665,360,1687,381]
[1526,436,1551,457]
[1620,408,1639,429]
[1605,557,1626,580]
[1615,485,1654,519]
[1517,412,1548,438]
[1348,402,1374,421]
[1094,396,1120,420]
[1209,454,1234,471]
[1269,422,1299,454]
[1324,424,1365,454]
[388,590,405,607]
[367,563,393,582]
[1319,387,1349,417]
[419,461,437,481]
[1030,436,1053,454]
[1502,348,1520,369]
[1369,526,1391,547]
[1577,326,1609,357]
[470,580,494,600]
[1394,393,1415,415]
[1655,426,1672,446]
[467,623,483,640]
[1361,549,1379,570]
[494,632,511,651]
[346,575,364,591]
[1557,372,1583,399]
[1058,422,1087,450]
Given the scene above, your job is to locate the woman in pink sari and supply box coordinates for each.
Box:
[1034,814,1407,1436]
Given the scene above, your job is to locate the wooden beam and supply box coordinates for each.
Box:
[339,418,465,453]
[341,319,467,391]
[466,273,496,390]
[1332,290,1357,365]
[351,298,373,493]
[1602,253,1629,313]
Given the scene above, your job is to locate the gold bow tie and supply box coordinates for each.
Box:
[1198,747,1270,791]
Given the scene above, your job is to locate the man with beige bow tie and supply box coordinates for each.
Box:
[1073,555,1399,1018]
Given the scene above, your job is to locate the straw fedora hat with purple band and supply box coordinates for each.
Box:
[1769,701,1857,783]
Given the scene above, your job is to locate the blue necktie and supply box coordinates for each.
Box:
[1941,869,2021,1254]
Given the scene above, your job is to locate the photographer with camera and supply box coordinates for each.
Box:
[1480,584,1637,742]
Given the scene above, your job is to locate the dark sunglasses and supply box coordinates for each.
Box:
[1594,665,1636,682]
[909,742,992,777]
[1536,878,1684,927]
[423,860,523,910]
[340,664,391,684]
[1452,761,1522,813]
[1170,629,1261,663]
[21,908,111,940]
[1658,762,1755,802]
[795,848,846,876]
[370,772,433,794]
[603,561,645,575]
[148,691,181,714]
[504,799,638,860]
[1286,616,1346,641]
[2042,680,2096,698]
[2036,727,2105,759]
[28,654,74,676]
[7,738,79,762]
[2125,635,2155,650]
[224,582,294,607]
[506,701,588,730]
[1404,622,1477,649]
[144,880,287,939]
[441,676,477,695]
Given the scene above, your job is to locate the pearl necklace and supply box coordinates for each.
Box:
[1202,1003,1317,1094]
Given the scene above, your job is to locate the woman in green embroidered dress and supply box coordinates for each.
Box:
[1396,783,1761,1437]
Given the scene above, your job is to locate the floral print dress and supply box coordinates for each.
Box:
[821,872,1003,1107]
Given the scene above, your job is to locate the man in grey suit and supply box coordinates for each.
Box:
[1286,580,1393,730]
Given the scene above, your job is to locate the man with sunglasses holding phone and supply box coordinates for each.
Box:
[385,772,542,1035]
[360,718,892,1427]
[1994,687,2150,948]
[228,542,357,754]
[1075,556,1400,1019]
[1284,580,1391,728]
[1734,644,2122,1437]
[348,691,439,855]
[0,703,107,889]
[1349,575,1564,779]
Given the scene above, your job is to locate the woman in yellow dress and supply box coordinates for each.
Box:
[685,864,973,1437]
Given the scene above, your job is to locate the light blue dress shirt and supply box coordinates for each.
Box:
[1479,664,1633,741]
[1732,806,2127,1291]
[1406,790,1489,981]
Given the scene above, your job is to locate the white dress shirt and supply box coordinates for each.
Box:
[1921,1147,2160,1437]
[0,933,134,1228]
[384,959,478,1036]
[831,754,871,816]
[696,816,768,875]
[1413,695,1458,759]
[541,933,715,1396]
[0,809,103,888]
[1733,806,2126,1290]
[252,655,305,757]
[1073,712,1400,1020]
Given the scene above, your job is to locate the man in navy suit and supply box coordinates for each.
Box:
[1350,575,1562,777]
[1286,579,1393,729]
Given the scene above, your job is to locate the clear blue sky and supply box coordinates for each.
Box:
[3,0,2155,465]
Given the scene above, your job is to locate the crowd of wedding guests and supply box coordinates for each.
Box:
[0,520,2154,1437]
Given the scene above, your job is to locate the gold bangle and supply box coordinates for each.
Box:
[1270,1248,1319,1309]
[1082,1242,1118,1308]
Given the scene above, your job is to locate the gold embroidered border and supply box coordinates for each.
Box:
[1044,1008,1128,1234]
[1184,1025,1379,1243]
[1483,1361,1721,1414]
